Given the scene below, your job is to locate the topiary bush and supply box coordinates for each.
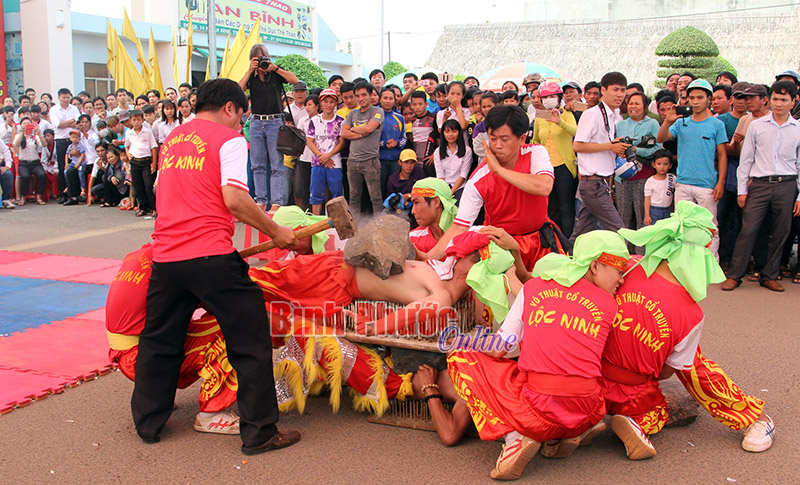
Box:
[655,26,736,88]
[275,54,327,91]
[382,61,406,81]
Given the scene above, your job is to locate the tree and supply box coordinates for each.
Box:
[274,54,327,90]
[382,61,406,81]
[654,26,734,87]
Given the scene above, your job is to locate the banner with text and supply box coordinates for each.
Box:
[179,0,312,48]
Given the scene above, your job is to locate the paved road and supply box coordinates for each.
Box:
[1,203,797,483]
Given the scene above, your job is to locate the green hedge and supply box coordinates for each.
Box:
[655,26,719,57]
[382,61,407,81]
[709,56,737,77]
[654,79,666,89]
[657,57,713,69]
[275,54,327,90]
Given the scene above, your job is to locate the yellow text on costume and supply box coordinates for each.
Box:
[113,269,146,285]
[559,312,600,338]
[631,322,665,353]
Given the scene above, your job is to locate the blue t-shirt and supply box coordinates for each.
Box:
[427,98,441,115]
[668,115,728,189]
[717,112,742,192]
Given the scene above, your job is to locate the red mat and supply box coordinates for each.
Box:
[0,368,77,415]
[0,251,47,265]
[0,317,113,381]
[0,254,121,284]
[67,265,121,285]
[73,308,106,322]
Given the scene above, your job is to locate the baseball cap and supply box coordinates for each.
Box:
[731,82,750,98]
[775,70,800,84]
[117,110,130,122]
[741,84,768,97]
[292,81,308,91]
[399,149,417,162]
[319,88,338,100]
[524,73,544,86]
[563,81,582,93]
[686,79,713,96]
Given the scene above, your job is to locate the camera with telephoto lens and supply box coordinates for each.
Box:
[616,135,657,164]
[385,193,403,211]
[258,55,271,70]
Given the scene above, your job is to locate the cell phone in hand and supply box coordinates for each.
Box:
[536,109,555,120]
[676,106,692,117]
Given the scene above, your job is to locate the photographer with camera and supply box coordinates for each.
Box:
[571,71,630,241]
[657,79,728,259]
[239,44,299,209]
[614,91,662,248]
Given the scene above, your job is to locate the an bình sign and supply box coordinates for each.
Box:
[179,0,312,48]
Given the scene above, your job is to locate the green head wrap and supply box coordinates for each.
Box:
[532,230,630,287]
[272,206,330,255]
[465,241,516,323]
[618,200,724,302]
[411,178,457,232]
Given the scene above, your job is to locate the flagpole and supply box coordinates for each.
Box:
[207,0,217,79]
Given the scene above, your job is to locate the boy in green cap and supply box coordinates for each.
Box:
[600,201,772,461]
[447,230,629,480]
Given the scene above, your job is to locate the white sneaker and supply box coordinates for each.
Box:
[193,409,240,435]
[610,415,656,460]
[2,200,15,209]
[742,415,774,452]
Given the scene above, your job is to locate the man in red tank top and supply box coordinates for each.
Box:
[131,79,300,456]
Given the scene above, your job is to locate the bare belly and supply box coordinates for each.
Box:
[355,261,447,304]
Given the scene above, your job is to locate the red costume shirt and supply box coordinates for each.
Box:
[497,277,617,379]
[105,244,152,361]
[603,262,704,395]
[409,225,438,253]
[454,144,553,235]
[152,119,249,262]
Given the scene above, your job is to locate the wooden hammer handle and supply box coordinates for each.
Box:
[239,219,333,258]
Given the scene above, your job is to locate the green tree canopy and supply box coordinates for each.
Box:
[382,61,407,81]
[275,54,327,90]
[656,26,719,57]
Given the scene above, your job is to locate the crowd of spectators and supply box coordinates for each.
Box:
[2,53,799,291]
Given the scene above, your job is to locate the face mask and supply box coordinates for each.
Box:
[99,128,109,138]
[542,98,559,110]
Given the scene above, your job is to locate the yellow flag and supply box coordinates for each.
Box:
[106,20,118,84]
[148,28,164,94]
[116,31,147,95]
[122,9,151,86]
[226,21,262,85]
[219,33,231,80]
[186,13,194,84]
[222,25,245,78]
[172,29,179,88]
[205,57,210,82]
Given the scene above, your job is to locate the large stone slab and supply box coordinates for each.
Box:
[344,215,411,280]
[661,378,701,428]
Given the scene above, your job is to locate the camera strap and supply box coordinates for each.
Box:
[600,103,614,142]
[271,74,295,125]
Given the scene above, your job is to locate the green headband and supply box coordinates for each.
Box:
[465,241,516,323]
[619,200,724,302]
[411,178,458,232]
[272,206,330,254]
[533,231,630,287]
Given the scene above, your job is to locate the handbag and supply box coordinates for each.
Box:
[274,82,307,157]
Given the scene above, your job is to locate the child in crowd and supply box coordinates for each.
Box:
[124,109,157,217]
[177,97,194,124]
[409,90,438,178]
[142,104,157,129]
[433,119,472,200]
[293,95,318,211]
[306,89,345,215]
[643,149,676,225]
[66,128,86,184]
[106,116,126,148]
[472,92,498,162]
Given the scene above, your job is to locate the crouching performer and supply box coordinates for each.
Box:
[602,201,772,460]
[447,231,629,480]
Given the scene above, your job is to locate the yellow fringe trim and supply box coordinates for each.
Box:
[317,337,344,412]
[385,354,394,370]
[273,359,307,414]
[395,372,414,401]
[301,336,319,387]
[350,344,390,417]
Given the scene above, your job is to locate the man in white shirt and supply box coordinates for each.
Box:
[722,81,800,292]
[48,88,81,203]
[571,72,631,242]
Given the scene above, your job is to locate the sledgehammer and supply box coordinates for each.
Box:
[239,196,356,258]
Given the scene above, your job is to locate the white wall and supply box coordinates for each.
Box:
[20,0,75,94]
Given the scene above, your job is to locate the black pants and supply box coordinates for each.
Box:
[728,179,798,281]
[547,165,578,238]
[132,252,278,447]
[717,189,742,267]
[293,160,311,211]
[17,160,46,196]
[130,159,156,212]
[65,165,82,198]
[99,177,127,205]
[55,138,70,194]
